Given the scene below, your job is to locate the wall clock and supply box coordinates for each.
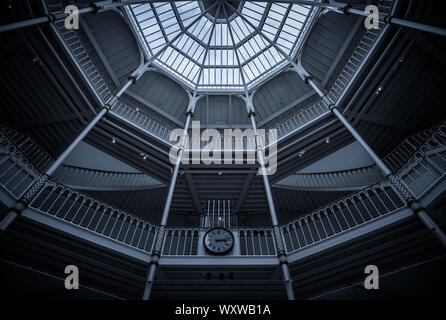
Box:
[203,227,234,255]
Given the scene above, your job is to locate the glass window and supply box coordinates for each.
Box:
[127,1,316,91]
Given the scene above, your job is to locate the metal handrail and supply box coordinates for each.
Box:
[28,180,158,254]
[2,121,445,258]
[275,165,383,190]
[53,165,163,190]
[395,122,446,199]
[281,180,406,254]
[0,132,42,200]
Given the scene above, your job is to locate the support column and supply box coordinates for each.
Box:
[142,95,197,300]
[226,1,446,248]
[247,98,295,300]
[223,4,295,300]
[141,5,219,299]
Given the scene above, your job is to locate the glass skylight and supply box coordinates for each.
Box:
[125,1,317,92]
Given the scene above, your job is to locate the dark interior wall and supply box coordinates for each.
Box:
[0,201,8,220]
[194,95,251,128]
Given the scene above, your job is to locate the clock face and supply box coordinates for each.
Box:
[203,228,234,255]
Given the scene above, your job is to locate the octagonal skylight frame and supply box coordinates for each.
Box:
[124,1,318,93]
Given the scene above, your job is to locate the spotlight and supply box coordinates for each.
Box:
[112,137,116,144]
[218,171,222,176]
[326,137,330,143]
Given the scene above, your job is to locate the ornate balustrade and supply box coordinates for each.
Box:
[28,180,159,254]
[1,120,445,260]
[281,181,405,254]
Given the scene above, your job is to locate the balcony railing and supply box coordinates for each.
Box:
[327,0,395,104]
[161,227,278,257]
[396,123,446,199]
[2,121,445,260]
[281,181,405,254]
[0,125,53,173]
[110,101,173,143]
[53,165,162,191]
[275,165,383,191]
[384,128,434,173]
[238,228,277,256]
[0,131,41,200]
[274,101,330,140]
[28,180,159,254]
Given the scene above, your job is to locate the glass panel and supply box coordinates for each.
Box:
[127,1,316,91]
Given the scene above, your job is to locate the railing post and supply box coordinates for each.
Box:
[232,230,241,256]
[197,229,206,256]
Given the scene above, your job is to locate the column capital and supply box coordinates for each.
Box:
[341,3,353,15]
[303,75,313,84]
[128,75,137,85]
[88,3,100,15]
[10,200,27,215]
[149,253,161,265]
